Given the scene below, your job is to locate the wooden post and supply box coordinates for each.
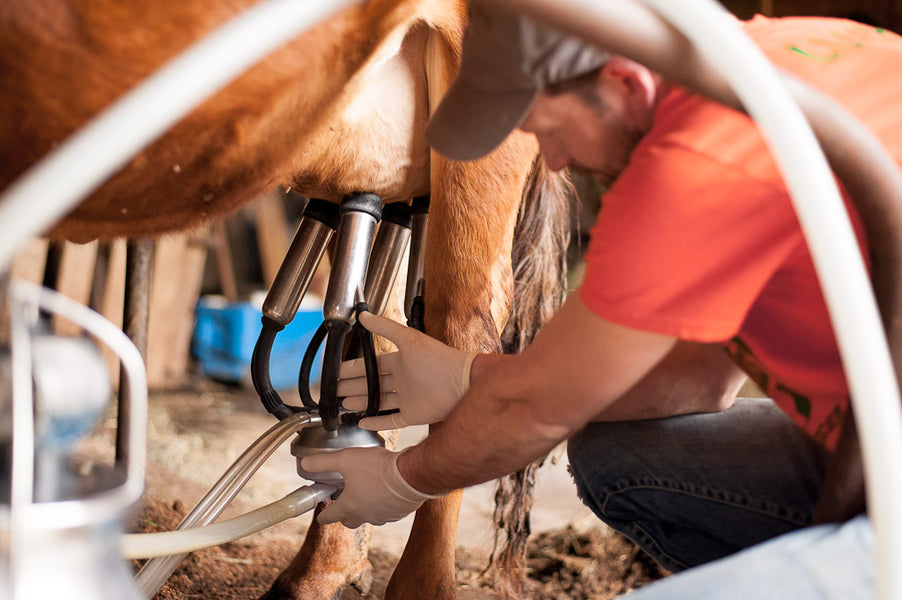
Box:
[254,189,291,289]
[145,232,208,389]
[116,238,154,468]
[89,242,113,314]
[212,224,240,303]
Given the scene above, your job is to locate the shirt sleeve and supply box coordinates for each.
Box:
[579,140,804,342]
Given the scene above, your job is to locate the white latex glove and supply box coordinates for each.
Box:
[337,312,477,430]
[300,447,442,528]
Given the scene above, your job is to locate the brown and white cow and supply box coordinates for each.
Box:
[0,1,573,598]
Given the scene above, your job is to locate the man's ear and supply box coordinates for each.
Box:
[599,56,658,127]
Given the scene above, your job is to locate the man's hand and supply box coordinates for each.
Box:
[337,312,477,430]
[300,447,443,528]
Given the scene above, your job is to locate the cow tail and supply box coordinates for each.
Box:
[502,155,575,353]
[486,156,576,598]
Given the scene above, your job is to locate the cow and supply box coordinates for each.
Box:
[0,0,573,598]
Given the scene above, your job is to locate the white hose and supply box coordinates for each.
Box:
[121,484,335,559]
[0,0,358,273]
[136,412,320,596]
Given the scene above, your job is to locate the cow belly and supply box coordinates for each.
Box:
[0,0,450,241]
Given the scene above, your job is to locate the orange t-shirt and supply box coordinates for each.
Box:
[580,16,902,449]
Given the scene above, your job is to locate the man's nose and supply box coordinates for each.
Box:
[537,140,569,172]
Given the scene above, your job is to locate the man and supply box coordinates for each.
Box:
[302,2,902,596]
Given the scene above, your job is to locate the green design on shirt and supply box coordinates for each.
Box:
[726,336,812,421]
[777,383,811,418]
[788,46,841,62]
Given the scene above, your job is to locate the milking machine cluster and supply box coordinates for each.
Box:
[0,190,431,599]
[250,192,430,486]
[130,192,432,596]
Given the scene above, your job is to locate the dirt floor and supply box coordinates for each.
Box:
[121,383,667,599]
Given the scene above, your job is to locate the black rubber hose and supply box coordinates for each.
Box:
[251,316,296,420]
[297,310,380,417]
[411,194,430,214]
[407,294,426,333]
[350,305,382,417]
[298,321,328,410]
[343,325,363,360]
[319,320,352,431]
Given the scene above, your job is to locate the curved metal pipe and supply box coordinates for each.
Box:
[8,281,148,520]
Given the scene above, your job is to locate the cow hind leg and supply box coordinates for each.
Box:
[260,512,373,600]
[386,155,573,600]
[382,128,555,598]
[385,492,462,600]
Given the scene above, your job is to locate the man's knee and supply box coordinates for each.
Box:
[568,420,658,476]
[567,421,645,514]
[567,425,606,516]
[567,421,621,482]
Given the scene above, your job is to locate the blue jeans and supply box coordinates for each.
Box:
[567,397,831,572]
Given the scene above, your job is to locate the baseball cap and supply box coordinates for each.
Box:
[426,1,611,161]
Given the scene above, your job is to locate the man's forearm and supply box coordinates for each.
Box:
[396,294,678,495]
[397,353,571,495]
